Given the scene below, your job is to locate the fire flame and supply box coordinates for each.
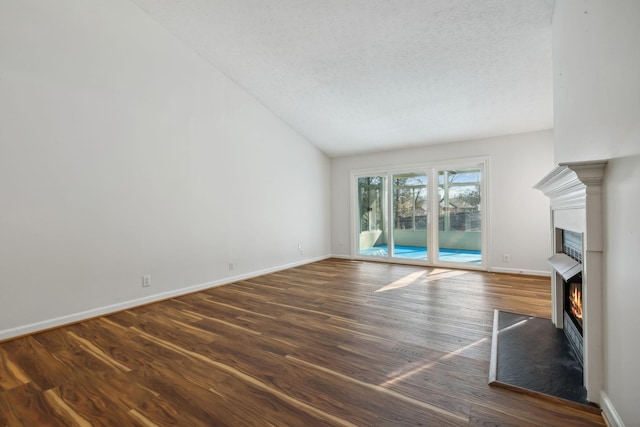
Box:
[569,283,583,321]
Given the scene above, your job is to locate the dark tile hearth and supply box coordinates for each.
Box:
[489,310,599,412]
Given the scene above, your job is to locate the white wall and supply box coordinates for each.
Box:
[553,1,640,425]
[331,130,555,275]
[0,0,330,339]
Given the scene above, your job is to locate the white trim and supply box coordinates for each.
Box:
[427,167,439,264]
[349,169,359,259]
[386,172,395,258]
[482,158,491,273]
[488,309,500,383]
[349,155,491,178]
[601,391,625,427]
[0,255,330,342]
[490,267,551,277]
[348,255,488,271]
[323,255,550,277]
[332,255,550,277]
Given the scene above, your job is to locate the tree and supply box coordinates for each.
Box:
[458,188,480,208]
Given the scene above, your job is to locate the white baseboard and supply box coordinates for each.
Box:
[489,267,551,277]
[0,255,330,342]
[331,256,551,277]
[601,391,626,427]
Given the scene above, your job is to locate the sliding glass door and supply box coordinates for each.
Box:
[437,168,482,264]
[357,176,387,257]
[354,160,486,268]
[391,173,428,260]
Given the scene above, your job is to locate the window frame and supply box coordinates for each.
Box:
[350,157,489,270]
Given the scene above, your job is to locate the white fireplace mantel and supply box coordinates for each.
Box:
[534,160,607,404]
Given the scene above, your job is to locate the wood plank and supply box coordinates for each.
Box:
[0,259,604,426]
[0,336,75,390]
[1,383,69,427]
[0,347,30,391]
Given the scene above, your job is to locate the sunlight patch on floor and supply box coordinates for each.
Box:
[375,271,427,292]
[374,268,467,292]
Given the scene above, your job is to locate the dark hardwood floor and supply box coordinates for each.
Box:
[0,259,605,426]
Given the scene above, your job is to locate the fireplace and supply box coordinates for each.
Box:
[534,161,606,404]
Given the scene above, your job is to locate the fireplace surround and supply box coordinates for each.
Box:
[534,160,607,404]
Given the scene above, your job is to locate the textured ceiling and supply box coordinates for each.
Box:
[130,0,555,157]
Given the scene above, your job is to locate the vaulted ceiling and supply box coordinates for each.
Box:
[130,0,555,157]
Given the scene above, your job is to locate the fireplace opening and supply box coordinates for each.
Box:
[565,277,583,334]
[560,229,584,365]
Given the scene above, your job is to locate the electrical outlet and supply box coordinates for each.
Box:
[142,275,151,287]
[228,263,234,271]
[503,254,510,263]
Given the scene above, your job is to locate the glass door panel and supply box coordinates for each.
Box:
[357,176,387,257]
[437,168,482,264]
[391,173,428,260]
